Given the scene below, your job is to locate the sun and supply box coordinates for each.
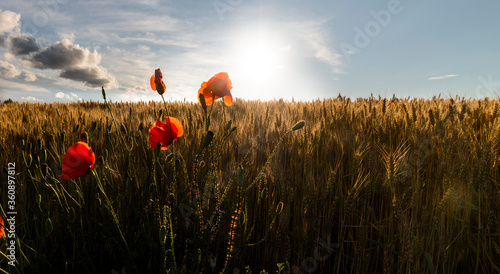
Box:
[230,29,285,84]
[239,43,279,82]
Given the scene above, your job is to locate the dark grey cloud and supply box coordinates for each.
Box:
[59,67,112,88]
[8,34,39,55]
[21,38,116,88]
[29,39,100,70]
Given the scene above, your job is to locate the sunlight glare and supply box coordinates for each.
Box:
[240,42,280,82]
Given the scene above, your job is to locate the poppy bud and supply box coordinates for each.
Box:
[199,93,207,113]
[276,202,284,214]
[225,120,232,132]
[175,159,181,173]
[256,136,261,145]
[230,126,237,134]
[36,193,42,206]
[60,133,66,145]
[151,68,166,95]
[27,154,32,168]
[201,131,214,151]
[261,188,268,200]
[101,86,106,100]
[45,218,53,236]
[120,124,127,136]
[80,132,88,143]
[33,153,40,167]
[237,165,244,188]
[41,163,48,178]
[90,121,97,135]
[168,193,175,203]
[292,120,306,131]
[40,149,47,162]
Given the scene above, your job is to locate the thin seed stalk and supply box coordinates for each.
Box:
[92,170,138,273]
[243,129,293,193]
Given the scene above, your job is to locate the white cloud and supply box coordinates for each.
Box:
[0,60,21,78]
[55,92,66,98]
[428,74,458,80]
[21,96,43,102]
[23,71,37,82]
[290,19,343,74]
[125,85,149,93]
[55,91,82,101]
[0,9,20,36]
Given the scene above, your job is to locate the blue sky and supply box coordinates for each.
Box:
[1,0,500,103]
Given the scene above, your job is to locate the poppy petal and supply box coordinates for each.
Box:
[224,95,233,106]
[150,75,156,91]
[165,117,184,138]
[0,216,4,239]
[149,117,183,150]
[61,141,95,181]
[198,72,233,106]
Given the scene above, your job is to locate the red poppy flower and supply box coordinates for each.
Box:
[61,141,95,181]
[0,216,4,238]
[198,72,233,106]
[150,68,166,95]
[149,117,184,150]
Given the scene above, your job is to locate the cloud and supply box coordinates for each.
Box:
[0,9,20,45]
[22,38,117,88]
[8,34,39,55]
[29,39,101,69]
[54,92,65,98]
[55,91,81,101]
[291,19,343,74]
[0,60,21,78]
[0,78,49,92]
[59,66,115,88]
[23,71,37,82]
[125,85,149,93]
[21,96,43,102]
[428,74,458,80]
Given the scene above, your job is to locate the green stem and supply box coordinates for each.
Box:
[92,170,138,273]
[243,129,293,193]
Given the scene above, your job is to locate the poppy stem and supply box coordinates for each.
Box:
[103,96,131,153]
[243,129,293,194]
[160,94,176,153]
[92,169,138,272]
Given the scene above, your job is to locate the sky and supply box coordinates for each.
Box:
[1,0,500,103]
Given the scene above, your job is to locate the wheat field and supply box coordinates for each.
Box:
[1,96,499,273]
